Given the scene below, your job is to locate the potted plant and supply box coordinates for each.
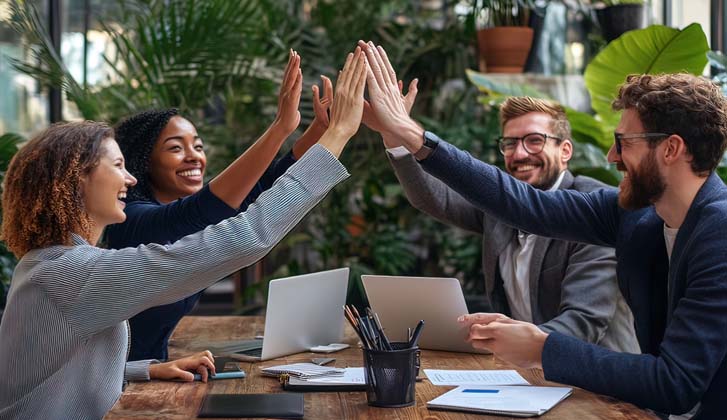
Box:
[470,0,536,73]
[595,0,647,42]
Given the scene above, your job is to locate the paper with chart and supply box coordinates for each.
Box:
[424,369,529,386]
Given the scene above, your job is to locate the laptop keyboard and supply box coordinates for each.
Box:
[237,347,263,357]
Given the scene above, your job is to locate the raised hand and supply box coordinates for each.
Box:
[316,46,368,158]
[358,41,424,151]
[312,75,334,127]
[273,49,303,136]
[363,78,418,140]
[149,350,216,382]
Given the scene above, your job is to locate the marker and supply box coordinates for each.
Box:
[193,370,246,381]
[462,389,499,393]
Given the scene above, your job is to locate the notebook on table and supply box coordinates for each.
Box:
[197,393,304,418]
[427,385,573,417]
[209,268,349,361]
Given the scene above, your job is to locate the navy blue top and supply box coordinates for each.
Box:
[106,152,296,361]
[419,133,727,419]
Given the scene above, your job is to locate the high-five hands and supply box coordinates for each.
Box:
[273,50,303,136]
[458,313,549,369]
[358,40,424,151]
[312,75,334,127]
[316,46,368,158]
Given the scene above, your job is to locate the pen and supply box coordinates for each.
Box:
[462,389,499,393]
[408,320,424,348]
[372,312,393,350]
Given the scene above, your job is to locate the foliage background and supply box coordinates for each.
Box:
[2,0,725,312]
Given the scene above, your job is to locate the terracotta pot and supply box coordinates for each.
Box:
[476,26,534,73]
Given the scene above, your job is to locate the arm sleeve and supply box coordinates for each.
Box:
[107,184,238,248]
[542,221,727,413]
[44,145,349,339]
[124,360,158,382]
[419,134,620,247]
[538,242,619,344]
[387,149,484,234]
[238,151,297,212]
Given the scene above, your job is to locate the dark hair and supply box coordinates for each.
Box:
[1,121,111,257]
[612,73,727,176]
[499,96,571,141]
[114,108,179,201]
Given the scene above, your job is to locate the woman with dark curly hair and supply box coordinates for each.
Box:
[0,47,366,418]
[105,51,334,362]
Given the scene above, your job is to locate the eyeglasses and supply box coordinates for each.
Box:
[497,132,562,157]
[613,132,670,154]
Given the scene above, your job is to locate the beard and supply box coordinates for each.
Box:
[618,150,666,210]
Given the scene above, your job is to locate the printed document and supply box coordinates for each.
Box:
[424,369,529,386]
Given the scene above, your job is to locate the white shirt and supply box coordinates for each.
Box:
[498,171,566,322]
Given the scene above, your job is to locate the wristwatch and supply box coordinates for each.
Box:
[413,131,439,161]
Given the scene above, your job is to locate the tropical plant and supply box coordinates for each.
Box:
[601,0,644,6]
[706,50,727,183]
[584,23,709,131]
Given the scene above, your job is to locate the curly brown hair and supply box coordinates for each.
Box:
[1,121,111,258]
[499,96,571,141]
[612,73,727,176]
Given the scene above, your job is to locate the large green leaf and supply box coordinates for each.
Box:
[465,69,549,98]
[584,23,709,129]
[0,133,22,172]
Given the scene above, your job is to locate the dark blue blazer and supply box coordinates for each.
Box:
[106,152,296,361]
[420,134,727,419]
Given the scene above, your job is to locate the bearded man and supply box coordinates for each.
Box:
[361,39,727,420]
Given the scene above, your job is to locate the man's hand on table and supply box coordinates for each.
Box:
[459,313,548,369]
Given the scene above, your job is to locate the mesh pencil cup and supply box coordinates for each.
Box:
[362,342,421,407]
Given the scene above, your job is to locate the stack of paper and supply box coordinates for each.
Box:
[260,363,344,379]
[288,367,365,386]
[427,385,573,417]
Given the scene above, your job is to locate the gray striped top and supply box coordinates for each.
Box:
[0,144,349,420]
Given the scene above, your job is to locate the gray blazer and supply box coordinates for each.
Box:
[388,150,640,353]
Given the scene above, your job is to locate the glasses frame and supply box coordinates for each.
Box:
[613,132,670,154]
[497,132,563,157]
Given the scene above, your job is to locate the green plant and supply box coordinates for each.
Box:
[706,50,727,184]
[0,133,22,311]
[584,23,709,132]
[467,0,536,28]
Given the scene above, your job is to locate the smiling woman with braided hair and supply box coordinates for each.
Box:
[105,51,335,362]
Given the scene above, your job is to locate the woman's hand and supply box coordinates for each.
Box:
[272,50,303,136]
[148,350,216,382]
[316,46,367,158]
[312,75,334,128]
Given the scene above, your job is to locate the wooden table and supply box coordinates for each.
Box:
[106,316,656,419]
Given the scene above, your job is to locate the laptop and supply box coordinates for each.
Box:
[210,268,349,361]
[361,275,489,354]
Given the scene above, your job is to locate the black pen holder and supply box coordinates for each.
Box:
[362,342,420,408]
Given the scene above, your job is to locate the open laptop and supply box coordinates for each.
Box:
[362,275,489,354]
[210,268,349,361]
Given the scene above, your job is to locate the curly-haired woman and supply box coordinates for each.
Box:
[0,47,366,418]
[105,51,335,362]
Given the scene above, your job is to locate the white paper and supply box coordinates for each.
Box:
[423,369,529,386]
[298,367,365,384]
[427,385,572,415]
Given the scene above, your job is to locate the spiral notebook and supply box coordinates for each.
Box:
[261,363,344,379]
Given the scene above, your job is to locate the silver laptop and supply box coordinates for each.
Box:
[362,275,488,354]
[212,267,349,361]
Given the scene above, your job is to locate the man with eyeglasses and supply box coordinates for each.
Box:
[386,96,638,354]
[362,39,727,419]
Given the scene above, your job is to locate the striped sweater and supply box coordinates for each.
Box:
[0,145,349,419]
